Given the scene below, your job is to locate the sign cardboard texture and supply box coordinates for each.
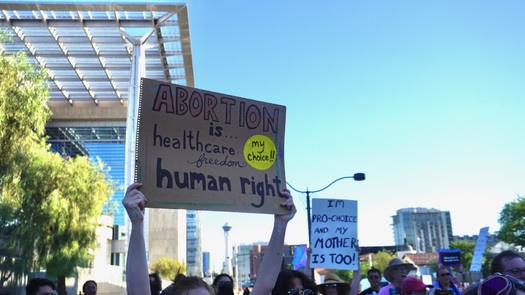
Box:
[135,78,287,214]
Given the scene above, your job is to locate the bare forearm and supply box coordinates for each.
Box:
[251,219,288,295]
[126,223,150,295]
[349,269,361,295]
[304,251,312,280]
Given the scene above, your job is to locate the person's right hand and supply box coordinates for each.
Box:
[275,188,297,223]
[122,183,147,223]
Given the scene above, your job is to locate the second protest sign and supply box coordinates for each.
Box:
[311,198,359,270]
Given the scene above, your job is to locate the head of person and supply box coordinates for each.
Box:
[170,276,215,295]
[82,280,97,295]
[463,273,525,295]
[318,273,349,295]
[367,268,382,290]
[491,250,525,281]
[213,273,234,288]
[213,274,234,295]
[272,270,318,295]
[26,278,56,295]
[401,277,429,295]
[435,266,453,286]
[384,258,415,287]
[150,273,162,295]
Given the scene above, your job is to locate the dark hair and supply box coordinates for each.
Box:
[491,250,524,274]
[83,280,97,292]
[213,274,234,287]
[170,276,215,295]
[150,273,162,295]
[368,268,381,277]
[26,278,56,295]
[272,270,318,295]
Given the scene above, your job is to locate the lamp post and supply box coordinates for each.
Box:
[286,173,365,277]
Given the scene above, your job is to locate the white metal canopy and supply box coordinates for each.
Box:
[0,1,194,109]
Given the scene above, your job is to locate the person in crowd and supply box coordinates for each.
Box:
[150,273,162,295]
[378,258,415,295]
[462,273,525,295]
[317,273,349,295]
[361,268,384,295]
[272,269,317,295]
[26,278,56,295]
[213,274,234,295]
[82,280,97,295]
[317,253,361,295]
[491,250,525,281]
[303,243,360,295]
[431,266,461,295]
[401,277,431,295]
[123,182,297,295]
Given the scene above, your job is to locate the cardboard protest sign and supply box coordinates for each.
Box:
[438,249,461,267]
[310,198,359,270]
[135,78,287,214]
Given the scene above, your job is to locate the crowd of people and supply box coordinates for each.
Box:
[24,183,525,295]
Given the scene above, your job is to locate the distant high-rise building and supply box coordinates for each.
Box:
[148,208,187,265]
[236,245,254,285]
[392,208,453,253]
[187,210,203,276]
[203,251,211,277]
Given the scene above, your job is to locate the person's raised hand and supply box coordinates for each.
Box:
[122,183,147,224]
[275,188,296,223]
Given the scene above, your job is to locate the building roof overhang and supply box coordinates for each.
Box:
[0,1,194,121]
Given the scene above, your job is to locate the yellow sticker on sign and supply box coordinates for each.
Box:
[243,135,277,171]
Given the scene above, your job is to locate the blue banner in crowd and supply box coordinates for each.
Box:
[438,248,461,267]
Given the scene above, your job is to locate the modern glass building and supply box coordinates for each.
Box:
[1,0,200,283]
[392,207,454,253]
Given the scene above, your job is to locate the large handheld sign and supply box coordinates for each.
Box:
[310,198,359,270]
[135,78,287,214]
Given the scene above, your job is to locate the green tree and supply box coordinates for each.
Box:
[0,34,114,295]
[150,256,187,280]
[0,32,52,287]
[2,140,114,295]
[0,35,51,180]
[371,251,396,274]
[449,240,476,269]
[449,240,493,281]
[29,150,112,291]
[498,195,525,247]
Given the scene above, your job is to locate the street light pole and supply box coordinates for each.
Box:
[286,173,365,278]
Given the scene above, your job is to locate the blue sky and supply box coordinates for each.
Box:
[185,1,525,272]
